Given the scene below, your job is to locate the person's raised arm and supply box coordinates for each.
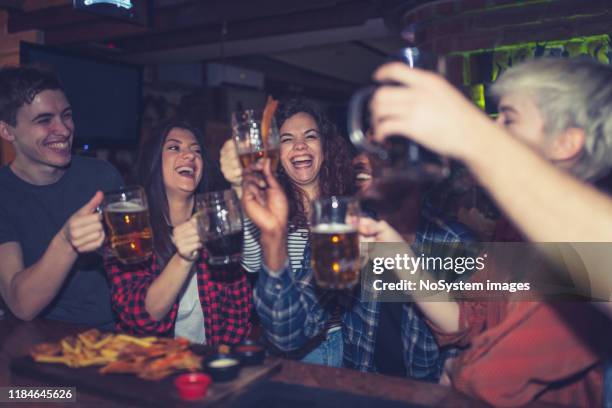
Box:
[143,217,202,320]
[242,160,329,351]
[241,159,288,270]
[105,214,204,332]
[0,191,105,320]
[358,217,460,333]
[220,139,244,198]
[370,62,612,243]
[370,64,612,315]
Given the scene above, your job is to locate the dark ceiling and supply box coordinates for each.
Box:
[4,0,609,102]
[1,0,432,100]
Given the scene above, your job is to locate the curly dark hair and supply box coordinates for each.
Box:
[275,99,355,230]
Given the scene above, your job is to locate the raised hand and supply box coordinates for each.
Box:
[241,159,288,237]
[172,216,202,262]
[62,191,106,253]
[370,62,494,161]
[220,139,243,189]
[358,217,405,243]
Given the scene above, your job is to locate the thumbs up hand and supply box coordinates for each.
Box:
[61,191,106,253]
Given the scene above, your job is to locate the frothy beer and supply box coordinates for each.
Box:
[104,201,153,264]
[311,223,360,289]
[238,148,279,172]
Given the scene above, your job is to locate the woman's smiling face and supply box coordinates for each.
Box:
[279,112,323,189]
[161,127,203,196]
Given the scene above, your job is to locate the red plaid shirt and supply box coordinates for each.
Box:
[104,249,252,345]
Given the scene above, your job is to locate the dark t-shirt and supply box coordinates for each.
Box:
[0,155,123,328]
[373,301,406,377]
[372,215,477,380]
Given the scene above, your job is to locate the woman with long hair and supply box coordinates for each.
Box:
[220,98,355,365]
[105,118,251,345]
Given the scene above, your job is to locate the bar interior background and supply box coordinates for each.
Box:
[0,0,610,184]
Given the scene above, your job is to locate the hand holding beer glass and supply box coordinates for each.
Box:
[310,197,361,289]
[348,47,450,183]
[102,186,153,264]
[195,190,244,265]
[231,109,280,174]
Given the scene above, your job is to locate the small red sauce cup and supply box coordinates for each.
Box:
[174,372,212,401]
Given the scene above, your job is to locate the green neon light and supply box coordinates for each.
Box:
[470,84,485,111]
[449,34,610,57]
[456,34,611,110]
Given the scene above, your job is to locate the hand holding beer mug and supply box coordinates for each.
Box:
[311,197,360,289]
[231,108,280,174]
[62,191,106,253]
[196,190,244,265]
[348,47,450,183]
[220,139,243,189]
[102,186,153,264]
[172,217,202,262]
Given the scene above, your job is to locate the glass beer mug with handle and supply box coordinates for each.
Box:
[310,196,361,290]
[232,109,280,173]
[195,190,244,265]
[102,186,154,264]
[348,47,450,184]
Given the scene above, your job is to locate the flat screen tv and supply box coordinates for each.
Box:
[20,42,143,149]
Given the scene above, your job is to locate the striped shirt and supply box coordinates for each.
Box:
[242,217,309,273]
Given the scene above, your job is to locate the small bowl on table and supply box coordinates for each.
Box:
[174,372,212,401]
[204,353,241,382]
[233,340,265,366]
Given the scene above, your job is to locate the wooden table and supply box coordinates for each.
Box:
[0,315,559,408]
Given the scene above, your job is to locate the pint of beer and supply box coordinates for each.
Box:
[238,147,280,172]
[196,190,244,265]
[310,197,360,289]
[232,109,280,172]
[102,186,153,264]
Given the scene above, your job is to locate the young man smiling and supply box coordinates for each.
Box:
[0,66,122,328]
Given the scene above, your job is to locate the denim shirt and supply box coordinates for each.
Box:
[254,215,475,380]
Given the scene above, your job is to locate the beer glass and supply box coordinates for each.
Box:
[102,186,153,264]
[310,196,360,289]
[231,109,280,172]
[196,190,244,265]
[348,47,450,183]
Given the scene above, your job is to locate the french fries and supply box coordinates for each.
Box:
[30,329,201,380]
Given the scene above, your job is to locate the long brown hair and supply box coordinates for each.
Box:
[275,99,355,230]
[135,118,213,268]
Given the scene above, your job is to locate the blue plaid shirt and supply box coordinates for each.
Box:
[254,214,475,381]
